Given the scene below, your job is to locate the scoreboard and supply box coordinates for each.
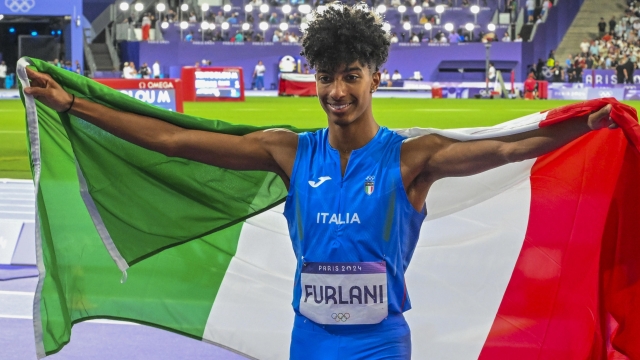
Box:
[95,79,184,112]
[181,66,245,102]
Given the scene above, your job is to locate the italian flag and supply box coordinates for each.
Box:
[17,58,640,359]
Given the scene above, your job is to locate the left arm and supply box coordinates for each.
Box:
[401,105,615,208]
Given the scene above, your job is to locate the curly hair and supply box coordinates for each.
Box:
[300,4,391,72]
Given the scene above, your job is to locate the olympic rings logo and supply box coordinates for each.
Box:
[331,313,350,322]
[5,0,35,13]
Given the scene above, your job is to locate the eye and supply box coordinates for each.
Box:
[346,74,359,81]
[318,75,331,83]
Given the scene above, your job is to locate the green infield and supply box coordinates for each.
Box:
[1,97,638,179]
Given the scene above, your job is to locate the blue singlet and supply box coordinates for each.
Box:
[284,127,426,359]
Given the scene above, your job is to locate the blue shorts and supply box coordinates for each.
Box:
[289,314,411,360]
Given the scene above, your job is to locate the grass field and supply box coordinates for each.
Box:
[2,97,639,179]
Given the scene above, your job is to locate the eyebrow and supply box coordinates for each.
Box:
[317,67,364,74]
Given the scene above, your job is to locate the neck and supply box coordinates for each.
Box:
[327,112,380,154]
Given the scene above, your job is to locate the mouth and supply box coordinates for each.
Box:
[327,102,353,113]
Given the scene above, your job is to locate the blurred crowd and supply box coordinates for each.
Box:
[557,0,640,83]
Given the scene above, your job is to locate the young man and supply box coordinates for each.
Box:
[24,5,614,359]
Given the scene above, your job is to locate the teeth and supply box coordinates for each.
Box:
[330,103,350,110]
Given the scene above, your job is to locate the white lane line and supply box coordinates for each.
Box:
[0,211,33,214]
[0,314,32,319]
[0,290,33,296]
[0,314,138,325]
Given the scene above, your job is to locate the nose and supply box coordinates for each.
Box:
[329,78,347,100]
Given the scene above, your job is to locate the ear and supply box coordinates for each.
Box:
[371,69,381,91]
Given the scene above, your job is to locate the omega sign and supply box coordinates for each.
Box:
[5,0,35,13]
[138,81,175,89]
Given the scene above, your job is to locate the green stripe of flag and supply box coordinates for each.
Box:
[19,57,313,356]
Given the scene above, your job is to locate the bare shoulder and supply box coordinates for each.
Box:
[248,128,299,180]
[401,133,454,171]
[256,128,298,146]
[400,133,457,211]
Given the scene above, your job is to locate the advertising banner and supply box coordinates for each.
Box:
[548,83,626,101]
[95,78,184,112]
[583,69,640,86]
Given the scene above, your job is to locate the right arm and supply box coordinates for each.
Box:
[23,68,297,185]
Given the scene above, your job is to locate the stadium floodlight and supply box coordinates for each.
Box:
[305,13,314,21]
[376,4,386,13]
[134,3,144,12]
[245,4,253,12]
[221,21,230,30]
[280,22,289,31]
[181,4,188,11]
[242,22,250,30]
[0,14,3,20]
[435,5,444,14]
[317,5,327,13]
[300,22,309,31]
[282,4,292,14]
[201,21,210,30]
[259,21,268,31]
[223,4,232,12]
[397,5,406,13]
[210,24,216,30]
[465,22,474,31]
[161,21,169,29]
[119,2,129,11]
[424,22,432,38]
[201,3,209,12]
[180,21,189,29]
[156,3,166,12]
[470,5,479,23]
[403,21,411,30]
[487,23,496,31]
[299,4,311,14]
[382,22,391,31]
[413,5,422,13]
[444,22,453,32]
[260,4,269,13]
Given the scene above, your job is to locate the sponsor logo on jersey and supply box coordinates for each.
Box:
[308,176,331,188]
[316,213,360,224]
[364,176,375,195]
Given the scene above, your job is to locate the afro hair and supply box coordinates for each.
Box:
[300,4,391,73]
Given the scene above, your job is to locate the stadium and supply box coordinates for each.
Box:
[1,0,640,359]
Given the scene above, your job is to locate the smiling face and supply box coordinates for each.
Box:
[316,61,381,127]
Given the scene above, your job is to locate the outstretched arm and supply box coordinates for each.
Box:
[23,68,298,184]
[401,105,615,209]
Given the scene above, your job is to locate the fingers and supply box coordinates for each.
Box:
[25,67,55,88]
[23,86,46,97]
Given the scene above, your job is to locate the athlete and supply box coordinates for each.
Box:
[24,4,616,359]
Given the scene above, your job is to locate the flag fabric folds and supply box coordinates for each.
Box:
[16,57,640,359]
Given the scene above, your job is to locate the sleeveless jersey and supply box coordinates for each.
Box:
[283,126,426,321]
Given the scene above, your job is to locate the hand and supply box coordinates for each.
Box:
[23,67,74,112]
[587,104,618,130]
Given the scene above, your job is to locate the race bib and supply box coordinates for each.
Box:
[299,261,388,325]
